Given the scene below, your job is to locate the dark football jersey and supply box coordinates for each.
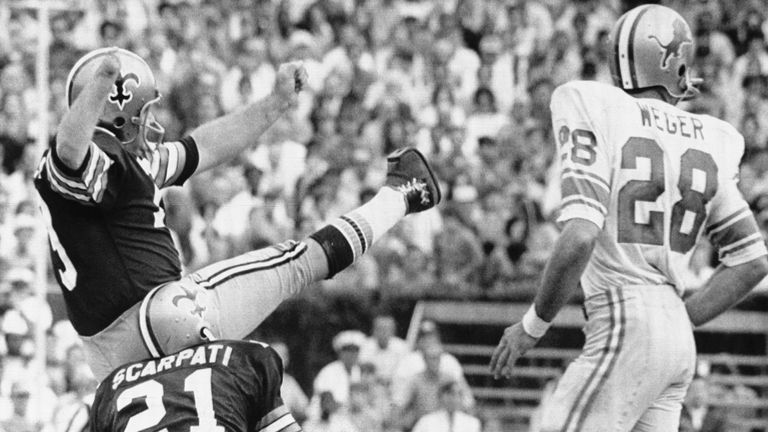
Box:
[90,340,300,432]
[34,129,198,335]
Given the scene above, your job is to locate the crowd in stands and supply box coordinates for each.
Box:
[1,0,768,430]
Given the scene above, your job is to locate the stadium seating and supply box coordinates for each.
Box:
[408,300,768,430]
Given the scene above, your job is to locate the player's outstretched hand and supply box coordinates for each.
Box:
[489,322,539,379]
[274,61,308,109]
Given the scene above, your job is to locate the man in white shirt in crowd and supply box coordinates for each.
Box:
[359,314,409,386]
[391,339,474,430]
[391,321,464,391]
[411,381,481,432]
[311,330,367,418]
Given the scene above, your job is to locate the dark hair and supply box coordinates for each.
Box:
[99,20,123,39]
[432,84,455,106]
[439,380,459,395]
[473,86,497,111]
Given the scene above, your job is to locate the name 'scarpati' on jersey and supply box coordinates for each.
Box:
[112,343,233,389]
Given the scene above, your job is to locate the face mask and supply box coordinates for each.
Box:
[130,95,165,158]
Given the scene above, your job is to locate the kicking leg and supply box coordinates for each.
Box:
[188,148,441,340]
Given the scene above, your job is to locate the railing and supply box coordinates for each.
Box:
[411,300,768,429]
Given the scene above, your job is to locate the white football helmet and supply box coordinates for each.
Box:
[139,280,218,357]
[609,5,699,100]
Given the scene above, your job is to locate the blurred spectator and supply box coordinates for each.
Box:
[1,0,768,427]
[390,337,474,430]
[0,215,39,269]
[394,321,464,381]
[433,204,484,287]
[679,375,728,432]
[347,382,383,432]
[359,313,409,386]
[311,330,366,416]
[411,381,481,432]
[5,267,52,334]
[302,391,357,432]
[220,37,276,113]
[463,87,507,160]
[0,380,42,432]
[272,340,310,424]
[50,363,95,432]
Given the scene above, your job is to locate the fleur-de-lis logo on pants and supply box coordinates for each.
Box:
[109,72,140,110]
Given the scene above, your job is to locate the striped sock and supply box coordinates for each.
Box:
[309,188,406,277]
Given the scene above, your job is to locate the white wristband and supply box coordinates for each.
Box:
[521,304,551,338]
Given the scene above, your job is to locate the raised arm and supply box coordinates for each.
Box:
[190,61,308,174]
[56,52,120,170]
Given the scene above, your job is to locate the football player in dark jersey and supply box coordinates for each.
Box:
[35,48,441,380]
[90,339,299,432]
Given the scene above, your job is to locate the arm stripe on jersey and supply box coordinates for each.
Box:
[256,405,290,428]
[82,144,104,187]
[45,144,112,202]
[560,195,608,216]
[150,147,165,188]
[165,143,179,183]
[710,216,761,250]
[706,206,752,234]
[92,157,111,203]
[46,155,88,191]
[259,412,298,432]
[278,424,302,432]
[720,234,765,257]
[561,168,610,191]
[166,141,188,186]
[45,159,97,203]
[46,179,91,202]
[561,177,610,207]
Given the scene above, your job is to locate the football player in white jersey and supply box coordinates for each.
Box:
[490,5,768,431]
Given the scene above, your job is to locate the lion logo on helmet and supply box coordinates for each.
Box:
[108,72,140,110]
[647,19,692,70]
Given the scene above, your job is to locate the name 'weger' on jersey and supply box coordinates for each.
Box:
[111,343,234,390]
[637,101,705,140]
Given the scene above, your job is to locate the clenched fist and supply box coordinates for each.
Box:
[274,61,308,109]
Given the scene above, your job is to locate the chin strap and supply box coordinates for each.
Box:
[201,326,217,342]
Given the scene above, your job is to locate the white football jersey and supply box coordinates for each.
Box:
[551,81,767,297]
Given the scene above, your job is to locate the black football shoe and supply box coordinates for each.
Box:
[385,147,442,214]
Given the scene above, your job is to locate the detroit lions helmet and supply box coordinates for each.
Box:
[66,47,164,147]
[609,5,699,100]
[139,280,218,357]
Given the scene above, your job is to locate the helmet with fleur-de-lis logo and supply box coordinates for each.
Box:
[65,47,164,146]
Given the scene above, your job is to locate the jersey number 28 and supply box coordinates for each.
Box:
[617,137,718,253]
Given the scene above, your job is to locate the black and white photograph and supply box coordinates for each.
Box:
[0,0,766,430]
